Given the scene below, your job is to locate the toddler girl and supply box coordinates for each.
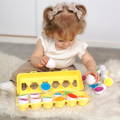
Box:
[0,2,97,92]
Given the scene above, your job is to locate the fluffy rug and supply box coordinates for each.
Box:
[0,51,120,120]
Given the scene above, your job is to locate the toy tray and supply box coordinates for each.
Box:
[16,70,89,110]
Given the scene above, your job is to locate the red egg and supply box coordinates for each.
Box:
[67,93,78,98]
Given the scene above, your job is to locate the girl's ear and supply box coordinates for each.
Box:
[43,7,53,22]
[76,5,87,17]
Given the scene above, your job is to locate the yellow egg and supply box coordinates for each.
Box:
[104,77,113,87]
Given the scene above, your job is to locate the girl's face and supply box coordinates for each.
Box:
[53,33,75,50]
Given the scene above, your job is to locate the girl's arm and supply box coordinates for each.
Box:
[81,51,97,73]
[30,40,48,68]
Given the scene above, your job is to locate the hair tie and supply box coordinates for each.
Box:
[48,2,83,20]
[48,3,64,20]
[67,3,83,20]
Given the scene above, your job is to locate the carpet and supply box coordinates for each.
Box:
[0,51,120,120]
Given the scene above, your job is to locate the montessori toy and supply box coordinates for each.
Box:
[46,58,56,69]
[98,65,113,87]
[84,65,113,95]
[16,70,90,111]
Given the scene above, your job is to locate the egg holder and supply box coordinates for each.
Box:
[16,70,90,111]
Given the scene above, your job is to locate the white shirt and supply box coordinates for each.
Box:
[39,33,88,68]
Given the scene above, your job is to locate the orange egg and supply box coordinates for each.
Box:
[54,96,65,101]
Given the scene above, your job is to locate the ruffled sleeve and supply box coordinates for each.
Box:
[77,41,88,59]
[38,33,49,52]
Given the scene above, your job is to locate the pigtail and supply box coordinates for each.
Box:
[76,5,87,18]
[43,7,55,37]
[74,5,87,34]
[43,7,53,23]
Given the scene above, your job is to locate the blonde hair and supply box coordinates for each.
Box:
[43,3,87,40]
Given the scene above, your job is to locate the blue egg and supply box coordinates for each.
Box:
[54,92,62,95]
[88,83,99,88]
[40,82,51,90]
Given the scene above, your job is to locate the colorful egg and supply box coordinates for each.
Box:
[18,95,29,104]
[94,84,106,94]
[46,58,56,69]
[30,98,41,103]
[41,82,51,91]
[54,92,62,97]
[42,97,53,102]
[54,96,65,101]
[30,93,40,98]
[67,93,78,100]
[104,77,113,87]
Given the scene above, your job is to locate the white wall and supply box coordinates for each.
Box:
[37,0,120,48]
[0,0,120,48]
[81,0,120,43]
[0,0,36,36]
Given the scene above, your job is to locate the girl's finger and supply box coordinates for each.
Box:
[38,63,43,68]
[42,57,48,64]
[40,59,46,65]
[42,56,49,64]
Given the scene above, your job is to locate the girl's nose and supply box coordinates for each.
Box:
[65,42,71,46]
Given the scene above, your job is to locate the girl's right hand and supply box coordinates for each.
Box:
[38,56,49,68]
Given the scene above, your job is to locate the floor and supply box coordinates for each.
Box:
[0,42,120,120]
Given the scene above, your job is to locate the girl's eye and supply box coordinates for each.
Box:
[58,40,64,42]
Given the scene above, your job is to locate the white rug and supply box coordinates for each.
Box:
[0,51,120,120]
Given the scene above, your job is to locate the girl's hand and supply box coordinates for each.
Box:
[85,71,100,82]
[38,56,49,68]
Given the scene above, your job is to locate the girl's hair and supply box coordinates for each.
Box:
[43,3,87,40]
